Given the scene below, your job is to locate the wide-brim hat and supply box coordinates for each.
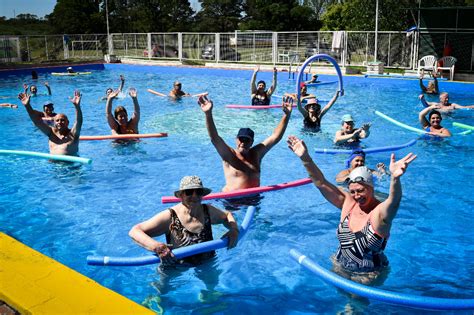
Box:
[174,175,212,198]
[304,98,320,110]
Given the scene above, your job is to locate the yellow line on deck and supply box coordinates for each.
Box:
[0,232,154,314]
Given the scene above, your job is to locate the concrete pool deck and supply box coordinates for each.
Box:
[0,233,154,314]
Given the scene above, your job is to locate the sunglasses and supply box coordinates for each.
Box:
[238,136,252,143]
[183,189,203,196]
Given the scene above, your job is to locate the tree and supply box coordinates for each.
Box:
[49,0,105,34]
[194,0,243,32]
[241,0,319,31]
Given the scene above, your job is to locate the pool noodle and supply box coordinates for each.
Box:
[80,133,168,141]
[296,54,344,102]
[161,177,312,204]
[0,149,92,164]
[290,249,474,311]
[453,122,474,131]
[305,80,338,87]
[51,72,92,76]
[375,111,428,135]
[225,104,296,109]
[314,139,417,154]
[87,205,256,266]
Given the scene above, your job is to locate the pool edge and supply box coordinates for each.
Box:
[0,232,154,315]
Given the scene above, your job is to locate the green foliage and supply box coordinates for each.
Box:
[49,0,105,34]
[321,0,412,31]
[241,0,320,31]
[0,17,52,35]
[194,0,243,32]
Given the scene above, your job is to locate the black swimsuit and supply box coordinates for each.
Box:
[166,205,215,265]
[252,93,270,105]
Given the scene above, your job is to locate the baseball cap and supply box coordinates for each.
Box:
[348,166,373,187]
[43,101,54,107]
[341,114,354,123]
[237,128,254,141]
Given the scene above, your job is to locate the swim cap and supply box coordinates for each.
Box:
[346,150,365,168]
[348,166,373,187]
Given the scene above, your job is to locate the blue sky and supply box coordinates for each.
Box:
[0,0,201,19]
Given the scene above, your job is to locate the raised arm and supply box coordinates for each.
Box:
[419,77,427,92]
[44,82,51,95]
[118,75,125,92]
[334,128,363,145]
[432,73,439,94]
[257,96,293,157]
[296,94,307,117]
[69,90,83,138]
[18,93,52,136]
[288,135,346,208]
[319,90,340,119]
[128,210,175,264]
[358,123,371,139]
[198,95,236,162]
[128,88,140,130]
[250,66,259,94]
[374,153,417,235]
[106,89,120,131]
[418,106,432,128]
[267,67,278,96]
[418,94,432,108]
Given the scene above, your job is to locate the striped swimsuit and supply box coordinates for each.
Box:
[335,208,388,272]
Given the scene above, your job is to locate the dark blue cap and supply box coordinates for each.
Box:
[237,128,254,140]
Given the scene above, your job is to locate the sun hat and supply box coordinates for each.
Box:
[237,128,254,141]
[348,166,373,187]
[304,97,320,109]
[341,114,354,123]
[174,175,212,198]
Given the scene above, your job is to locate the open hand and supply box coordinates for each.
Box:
[282,94,294,114]
[69,90,81,106]
[108,89,120,99]
[389,153,417,178]
[197,95,213,112]
[18,92,30,106]
[287,135,308,158]
[129,88,137,98]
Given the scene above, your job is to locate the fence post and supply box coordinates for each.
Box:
[215,33,220,63]
[108,34,114,55]
[178,32,182,61]
[272,32,277,66]
[342,31,347,67]
[387,33,391,67]
[26,36,30,62]
[147,33,151,59]
[45,36,49,61]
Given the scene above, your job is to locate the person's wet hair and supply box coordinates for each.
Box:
[114,106,128,119]
[429,109,442,121]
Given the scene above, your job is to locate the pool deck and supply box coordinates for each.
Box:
[0,232,154,315]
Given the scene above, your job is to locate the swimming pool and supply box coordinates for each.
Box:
[1,64,473,314]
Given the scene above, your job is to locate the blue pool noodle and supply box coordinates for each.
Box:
[296,54,344,101]
[0,149,92,164]
[87,206,256,266]
[314,139,417,155]
[290,249,474,311]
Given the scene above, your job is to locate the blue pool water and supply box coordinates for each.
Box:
[1,64,473,314]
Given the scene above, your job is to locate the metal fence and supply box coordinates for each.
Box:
[1,31,473,72]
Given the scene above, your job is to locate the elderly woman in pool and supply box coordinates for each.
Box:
[129,175,239,265]
[335,149,389,184]
[287,135,416,273]
[297,91,340,130]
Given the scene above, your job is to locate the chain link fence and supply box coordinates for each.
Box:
[1,31,473,72]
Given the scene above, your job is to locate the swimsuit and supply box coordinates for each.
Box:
[166,205,215,265]
[303,115,321,129]
[335,206,388,272]
[252,93,270,105]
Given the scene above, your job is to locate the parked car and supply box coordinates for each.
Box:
[201,44,241,61]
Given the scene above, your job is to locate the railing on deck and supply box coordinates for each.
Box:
[1,30,473,71]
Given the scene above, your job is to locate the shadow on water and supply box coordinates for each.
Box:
[221,194,264,211]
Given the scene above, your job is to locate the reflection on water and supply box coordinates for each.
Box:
[222,194,264,211]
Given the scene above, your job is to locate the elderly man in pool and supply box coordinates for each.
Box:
[288,135,416,278]
[419,92,474,112]
[129,175,239,265]
[197,94,293,192]
[19,90,83,156]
